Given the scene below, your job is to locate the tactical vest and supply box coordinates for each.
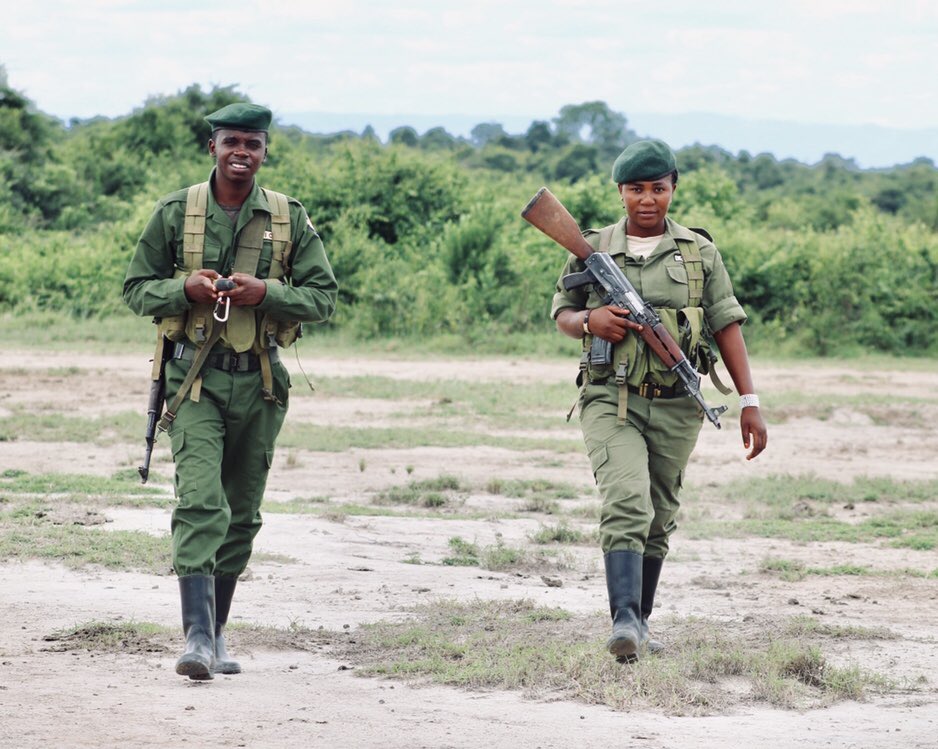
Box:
[153,182,301,402]
[578,221,730,419]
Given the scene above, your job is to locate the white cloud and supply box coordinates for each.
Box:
[1,0,936,128]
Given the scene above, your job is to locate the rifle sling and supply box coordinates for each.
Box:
[157,322,225,433]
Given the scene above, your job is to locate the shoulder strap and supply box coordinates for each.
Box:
[680,234,705,308]
[183,182,209,271]
[598,224,615,254]
[261,188,294,279]
[224,212,269,352]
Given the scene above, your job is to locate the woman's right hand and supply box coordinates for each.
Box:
[589,305,642,343]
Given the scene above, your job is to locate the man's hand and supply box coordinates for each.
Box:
[224,273,267,307]
[740,407,768,460]
[184,269,221,304]
[589,305,642,343]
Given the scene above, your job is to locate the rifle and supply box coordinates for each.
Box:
[521,187,728,429]
[138,333,173,483]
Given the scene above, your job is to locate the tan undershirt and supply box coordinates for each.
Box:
[626,233,664,260]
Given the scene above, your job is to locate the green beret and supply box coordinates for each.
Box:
[204,103,272,133]
[611,139,677,184]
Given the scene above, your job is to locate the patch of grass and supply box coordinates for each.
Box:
[375,475,465,509]
[690,508,938,548]
[251,551,299,565]
[485,478,590,515]
[41,617,342,657]
[486,478,583,500]
[762,391,932,428]
[278,423,582,453]
[42,621,172,654]
[342,600,894,714]
[714,474,938,515]
[479,537,527,571]
[529,523,593,545]
[519,496,561,514]
[300,376,576,430]
[784,616,896,641]
[441,536,480,567]
[402,552,423,565]
[0,409,142,445]
[762,557,935,580]
[760,558,807,582]
[0,470,168,507]
[0,523,171,573]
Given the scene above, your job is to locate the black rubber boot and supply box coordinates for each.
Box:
[641,556,665,655]
[604,550,643,663]
[175,574,215,681]
[214,576,242,675]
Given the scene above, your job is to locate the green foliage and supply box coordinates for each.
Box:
[1,81,936,354]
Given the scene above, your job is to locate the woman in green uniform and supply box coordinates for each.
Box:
[551,139,767,662]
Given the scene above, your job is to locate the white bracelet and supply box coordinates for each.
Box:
[739,393,760,409]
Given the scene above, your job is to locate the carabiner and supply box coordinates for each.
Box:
[213,296,230,322]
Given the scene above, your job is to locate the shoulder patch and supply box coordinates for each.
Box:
[581,228,600,237]
[689,227,714,243]
[306,216,317,233]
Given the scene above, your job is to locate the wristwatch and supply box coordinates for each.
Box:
[582,309,592,335]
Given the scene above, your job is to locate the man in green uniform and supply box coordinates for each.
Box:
[123,103,337,680]
[551,140,767,662]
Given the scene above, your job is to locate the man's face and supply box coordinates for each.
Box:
[209,129,267,185]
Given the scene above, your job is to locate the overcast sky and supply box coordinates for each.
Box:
[3,0,937,132]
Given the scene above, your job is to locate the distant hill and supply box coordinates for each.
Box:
[281,110,937,169]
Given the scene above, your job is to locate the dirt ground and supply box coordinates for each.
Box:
[1,349,937,749]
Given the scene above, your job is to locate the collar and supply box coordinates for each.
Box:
[207,168,270,225]
[610,217,691,258]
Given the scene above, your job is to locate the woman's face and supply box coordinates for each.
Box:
[618,177,675,237]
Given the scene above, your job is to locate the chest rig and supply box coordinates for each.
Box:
[152,181,299,411]
[576,222,729,424]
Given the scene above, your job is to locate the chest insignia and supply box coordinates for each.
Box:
[263,230,274,241]
[673,253,684,263]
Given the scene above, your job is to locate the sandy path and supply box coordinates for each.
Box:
[1,350,937,748]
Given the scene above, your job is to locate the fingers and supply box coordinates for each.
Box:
[592,306,642,341]
[607,306,643,331]
[741,411,768,461]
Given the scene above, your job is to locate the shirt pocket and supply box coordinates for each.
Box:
[255,238,274,278]
[201,240,222,271]
[663,262,690,307]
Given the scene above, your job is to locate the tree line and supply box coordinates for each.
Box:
[1,72,936,355]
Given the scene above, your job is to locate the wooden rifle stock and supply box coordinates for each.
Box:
[521,187,595,262]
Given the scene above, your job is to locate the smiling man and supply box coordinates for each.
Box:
[123,102,337,681]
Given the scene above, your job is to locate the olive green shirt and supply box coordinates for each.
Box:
[550,217,746,334]
[123,170,337,326]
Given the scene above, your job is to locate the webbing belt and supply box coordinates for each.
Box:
[172,342,280,372]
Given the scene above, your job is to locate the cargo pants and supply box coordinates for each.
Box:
[165,358,290,577]
[579,381,703,557]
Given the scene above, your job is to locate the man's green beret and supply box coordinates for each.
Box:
[204,103,272,133]
[611,139,677,184]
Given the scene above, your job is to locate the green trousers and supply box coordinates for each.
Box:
[579,381,703,557]
[165,357,289,577]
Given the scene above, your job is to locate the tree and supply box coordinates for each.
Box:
[389,126,418,147]
[524,120,554,153]
[419,126,459,150]
[553,143,600,182]
[553,101,636,160]
[469,122,507,147]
